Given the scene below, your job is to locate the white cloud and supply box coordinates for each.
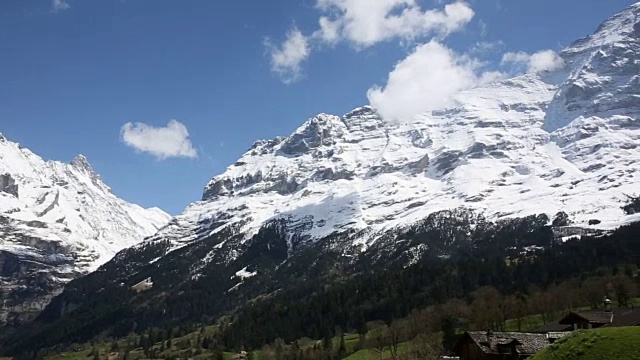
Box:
[478,70,507,85]
[267,1,474,82]
[52,0,70,11]
[313,0,474,47]
[120,120,198,160]
[528,50,565,73]
[469,40,504,55]
[501,51,530,64]
[478,19,488,37]
[368,41,497,121]
[265,28,310,84]
[501,49,564,73]
[317,16,342,45]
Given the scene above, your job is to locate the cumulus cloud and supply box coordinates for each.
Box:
[267,0,474,82]
[265,28,311,84]
[120,120,198,160]
[478,70,507,85]
[52,0,70,11]
[501,49,564,73]
[528,50,565,72]
[368,41,501,121]
[313,0,475,47]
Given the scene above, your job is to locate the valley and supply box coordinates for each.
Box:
[1,1,640,359]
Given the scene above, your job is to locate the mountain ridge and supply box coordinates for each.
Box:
[2,2,640,354]
[0,132,171,325]
[110,1,640,274]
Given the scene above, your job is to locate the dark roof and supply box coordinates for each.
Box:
[531,322,573,333]
[559,311,613,325]
[559,309,640,326]
[606,308,640,327]
[463,331,570,355]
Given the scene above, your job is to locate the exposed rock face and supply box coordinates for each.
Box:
[279,115,345,156]
[0,173,18,197]
[0,135,171,325]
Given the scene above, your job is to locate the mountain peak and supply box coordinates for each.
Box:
[342,106,383,130]
[343,105,377,119]
[0,136,171,325]
[277,113,346,156]
[70,154,96,174]
[566,2,640,53]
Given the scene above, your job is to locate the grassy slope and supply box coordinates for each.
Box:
[530,327,640,360]
[46,325,220,360]
[343,343,408,360]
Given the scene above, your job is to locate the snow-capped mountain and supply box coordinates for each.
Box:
[0,133,171,324]
[5,3,640,350]
[147,2,640,257]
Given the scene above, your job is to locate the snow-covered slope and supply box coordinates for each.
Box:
[4,4,639,351]
[143,3,640,259]
[0,134,170,324]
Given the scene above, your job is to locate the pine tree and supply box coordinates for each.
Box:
[355,333,366,352]
[275,338,284,360]
[322,330,333,351]
[214,348,224,360]
[149,328,157,345]
[338,334,347,358]
[202,336,211,349]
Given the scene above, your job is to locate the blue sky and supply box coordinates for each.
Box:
[0,0,636,215]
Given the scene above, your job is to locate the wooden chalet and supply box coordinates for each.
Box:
[455,331,569,360]
[533,308,640,331]
[559,308,640,329]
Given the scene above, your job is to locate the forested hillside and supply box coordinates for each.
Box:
[4,219,639,358]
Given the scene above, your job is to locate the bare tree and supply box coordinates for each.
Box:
[368,327,388,360]
[406,309,427,339]
[504,294,528,332]
[442,298,471,329]
[582,277,607,310]
[612,275,637,307]
[471,286,504,330]
[407,333,443,360]
[387,320,406,360]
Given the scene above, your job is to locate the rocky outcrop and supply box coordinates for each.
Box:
[279,115,345,156]
[0,173,18,197]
